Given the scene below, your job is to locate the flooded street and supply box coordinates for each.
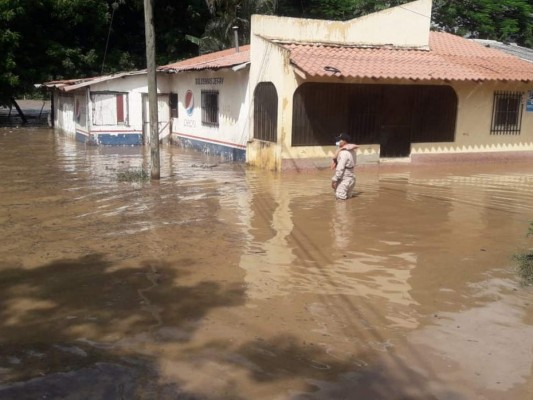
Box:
[1,127,532,400]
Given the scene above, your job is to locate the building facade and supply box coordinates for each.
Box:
[45,0,533,171]
[246,0,533,171]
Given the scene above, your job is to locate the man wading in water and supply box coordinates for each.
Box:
[331,133,358,200]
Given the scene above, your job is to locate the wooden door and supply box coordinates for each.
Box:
[379,87,412,158]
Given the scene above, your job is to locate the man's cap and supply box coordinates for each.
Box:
[335,133,351,142]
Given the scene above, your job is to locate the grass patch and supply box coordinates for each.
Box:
[513,250,533,286]
[513,221,533,286]
[117,169,149,182]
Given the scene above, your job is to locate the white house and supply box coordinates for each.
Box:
[44,70,183,146]
[158,46,250,161]
[44,47,250,162]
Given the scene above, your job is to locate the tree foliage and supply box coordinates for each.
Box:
[194,0,277,53]
[1,0,112,104]
[433,0,533,47]
[0,0,210,103]
[1,0,532,103]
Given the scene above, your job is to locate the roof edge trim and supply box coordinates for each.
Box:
[261,35,430,51]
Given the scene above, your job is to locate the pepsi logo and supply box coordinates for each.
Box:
[185,90,194,116]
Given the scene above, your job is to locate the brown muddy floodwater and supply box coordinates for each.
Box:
[0,127,532,400]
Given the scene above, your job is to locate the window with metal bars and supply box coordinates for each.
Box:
[291,83,457,146]
[170,93,178,118]
[490,91,523,135]
[201,90,219,127]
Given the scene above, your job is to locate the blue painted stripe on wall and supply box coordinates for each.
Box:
[176,136,246,162]
[75,131,89,143]
[97,133,143,146]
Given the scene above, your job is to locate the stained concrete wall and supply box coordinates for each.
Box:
[247,0,532,171]
[248,0,434,171]
[251,0,432,48]
[411,81,533,159]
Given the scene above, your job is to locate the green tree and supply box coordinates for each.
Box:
[46,0,111,77]
[0,0,23,105]
[1,0,113,103]
[107,0,211,67]
[154,0,210,62]
[276,0,533,47]
[276,0,409,20]
[195,0,277,53]
[2,0,533,105]
[433,0,533,47]
[0,0,211,101]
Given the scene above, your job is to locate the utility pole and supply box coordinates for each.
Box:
[144,0,160,179]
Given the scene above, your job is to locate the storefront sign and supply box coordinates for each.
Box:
[185,90,194,116]
[195,77,224,85]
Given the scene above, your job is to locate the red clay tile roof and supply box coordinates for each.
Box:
[283,31,533,82]
[45,32,533,89]
[158,45,250,72]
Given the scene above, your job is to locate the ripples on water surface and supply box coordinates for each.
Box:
[1,128,533,399]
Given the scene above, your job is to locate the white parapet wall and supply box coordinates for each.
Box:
[251,0,432,48]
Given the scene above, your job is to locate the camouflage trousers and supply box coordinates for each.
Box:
[335,175,356,200]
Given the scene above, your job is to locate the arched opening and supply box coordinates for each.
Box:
[253,82,278,143]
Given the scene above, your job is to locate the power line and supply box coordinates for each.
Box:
[101,3,118,75]
[398,5,432,20]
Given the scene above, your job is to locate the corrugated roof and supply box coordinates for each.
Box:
[42,77,98,90]
[158,45,250,73]
[283,31,533,82]
[42,47,250,91]
[471,39,533,63]
[42,71,146,92]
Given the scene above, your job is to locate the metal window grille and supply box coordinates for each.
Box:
[292,83,457,146]
[201,90,219,127]
[170,93,178,118]
[490,91,523,135]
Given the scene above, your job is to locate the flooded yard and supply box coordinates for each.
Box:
[0,127,532,399]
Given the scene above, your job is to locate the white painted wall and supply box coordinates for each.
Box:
[89,74,151,133]
[74,92,88,133]
[168,68,250,148]
[250,0,432,48]
[56,94,75,135]
[142,93,171,141]
[53,73,176,145]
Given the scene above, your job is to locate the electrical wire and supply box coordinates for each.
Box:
[101,4,117,75]
[397,5,432,19]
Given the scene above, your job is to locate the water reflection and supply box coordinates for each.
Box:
[1,129,533,399]
[409,277,533,395]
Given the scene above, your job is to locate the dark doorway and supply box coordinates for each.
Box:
[254,82,278,142]
[292,83,457,155]
[379,86,413,157]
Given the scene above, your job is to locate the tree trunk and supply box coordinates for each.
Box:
[10,97,28,124]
